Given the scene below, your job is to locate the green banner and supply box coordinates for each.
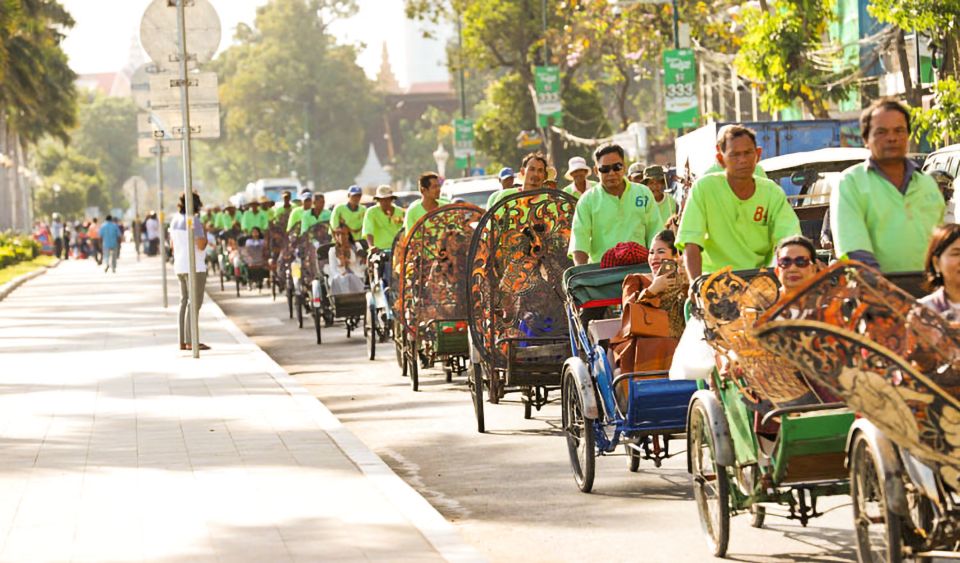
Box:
[453,118,475,170]
[663,49,699,129]
[534,66,563,127]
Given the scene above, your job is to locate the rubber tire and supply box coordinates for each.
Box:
[851,433,904,563]
[286,285,294,319]
[313,304,322,345]
[751,505,766,529]
[271,275,277,301]
[296,294,304,329]
[395,339,406,376]
[689,400,730,558]
[235,277,240,297]
[524,397,533,420]
[219,268,224,291]
[409,338,419,392]
[471,363,485,433]
[444,366,453,383]
[628,446,641,473]
[366,305,376,361]
[563,375,595,493]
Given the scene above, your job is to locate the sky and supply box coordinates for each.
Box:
[60,0,416,85]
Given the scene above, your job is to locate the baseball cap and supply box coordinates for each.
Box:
[498,167,515,181]
[347,185,362,196]
[642,165,666,181]
[627,162,645,178]
[299,190,313,200]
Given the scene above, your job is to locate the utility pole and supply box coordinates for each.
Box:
[155,140,169,308]
[303,101,313,186]
[457,9,470,177]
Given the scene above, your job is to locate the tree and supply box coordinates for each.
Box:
[391,107,453,187]
[735,1,857,118]
[34,143,107,219]
[197,0,382,194]
[869,0,960,78]
[70,92,138,209]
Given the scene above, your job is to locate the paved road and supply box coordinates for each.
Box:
[210,282,862,563]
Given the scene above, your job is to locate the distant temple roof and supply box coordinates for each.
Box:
[75,72,131,98]
[354,143,392,188]
[377,42,401,94]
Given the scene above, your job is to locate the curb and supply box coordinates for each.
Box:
[204,296,487,563]
[0,259,60,302]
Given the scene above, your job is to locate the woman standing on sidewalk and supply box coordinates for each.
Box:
[170,191,210,351]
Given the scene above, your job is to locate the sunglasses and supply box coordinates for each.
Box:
[597,162,624,174]
[777,256,812,269]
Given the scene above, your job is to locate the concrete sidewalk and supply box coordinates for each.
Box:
[0,249,480,562]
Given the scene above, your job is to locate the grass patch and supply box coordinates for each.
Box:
[0,255,58,286]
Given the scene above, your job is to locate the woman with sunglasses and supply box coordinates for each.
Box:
[774,235,819,294]
[920,223,960,323]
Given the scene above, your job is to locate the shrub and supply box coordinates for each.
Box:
[0,231,41,271]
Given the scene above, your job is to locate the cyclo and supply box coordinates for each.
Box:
[216,222,241,291]
[466,189,576,431]
[684,267,854,557]
[560,262,697,493]
[266,209,293,304]
[315,231,367,342]
[290,220,330,344]
[364,240,397,361]
[394,203,483,391]
[752,262,960,563]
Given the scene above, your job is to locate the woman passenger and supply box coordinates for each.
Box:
[920,223,960,323]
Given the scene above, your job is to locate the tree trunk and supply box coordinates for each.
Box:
[895,28,919,107]
[9,127,22,231]
[0,114,9,231]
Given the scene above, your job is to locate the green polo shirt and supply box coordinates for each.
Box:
[676,173,801,273]
[286,206,309,232]
[569,181,664,264]
[486,188,518,209]
[241,209,269,233]
[362,205,405,249]
[656,194,678,220]
[703,163,768,178]
[404,198,450,232]
[831,162,944,272]
[331,203,366,240]
[217,212,239,230]
[562,183,592,201]
[299,208,332,235]
[271,204,294,221]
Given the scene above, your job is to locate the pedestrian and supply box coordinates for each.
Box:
[562,156,592,200]
[145,212,160,256]
[51,213,66,259]
[569,143,664,265]
[676,125,801,279]
[88,218,102,265]
[831,98,945,272]
[99,215,122,273]
[170,191,210,351]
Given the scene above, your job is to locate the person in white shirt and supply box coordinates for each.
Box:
[145,212,161,256]
[327,227,364,295]
[170,192,209,351]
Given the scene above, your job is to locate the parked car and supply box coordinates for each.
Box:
[440,176,500,209]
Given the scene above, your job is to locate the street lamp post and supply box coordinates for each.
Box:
[433,143,449,179]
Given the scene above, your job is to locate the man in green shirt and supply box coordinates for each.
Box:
[405,172,449,231]
[485,167,517,208]
[272,191,294,221]
[217,205,240,231]
[642,165,678,222]
[362,185,405,250]
[486,154,547,209]
[570,143,664,265]
[831,98,945,272]
[240,200,269,233]
[677,125,801,279]
[300,193,330,232]
[702,125,769,179]
[562,156,592,200]
[331,185,367,242]
[286,191,312,233]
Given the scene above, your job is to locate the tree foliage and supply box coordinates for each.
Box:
[34,142,107,219]
[391,107,453,187]
[70,92,138,209]
[869,0,960,76]
[912,77,960,148]
[735,1,856,119]
[197,0,381,195]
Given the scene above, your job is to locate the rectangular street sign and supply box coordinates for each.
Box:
[663,49,699,129]
[453,118,474,170]
[534,66,563,127]
[149,106,221,139]
[137,136,182,158]
[147,71,219,108]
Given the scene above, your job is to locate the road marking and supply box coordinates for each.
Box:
[205,294,486,563]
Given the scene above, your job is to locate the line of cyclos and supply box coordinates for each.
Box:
[204,190,958,563]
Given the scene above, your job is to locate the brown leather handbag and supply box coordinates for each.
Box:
[621,302,670,338]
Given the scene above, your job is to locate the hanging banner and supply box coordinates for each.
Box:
[453,118,475,170]
[534,66,563,127]
[663,49,699,129]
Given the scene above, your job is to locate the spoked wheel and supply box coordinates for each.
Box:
[395,338,407,377]
[313,307,322,345]
[563,375,595,493]
[409,337,420,392]
[235,276,241,297]
[689,400,730,558]
[296,294,304,329]
[444,365,453,383]
[851,433,904,563]
[523,392,533,420]
[271,275,277,301]
[219,267,225,291]
[628,445,641,473]
[366,304,376,361]
[471,362,485,433]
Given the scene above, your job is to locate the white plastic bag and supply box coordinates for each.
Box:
[669,316,716,381]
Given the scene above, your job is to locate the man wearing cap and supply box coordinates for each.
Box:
[485,167,516,208]
[272,191,294,223]
[331,185,367,242]
[642,165,677,223]
[570,143,664,265]
[286,191,313,233]
[627,162,645,184]
[405,172,449,231]
[563,156,592,200]
[362,185,405,251]
[241,199,269,233]
[217,204,240,232]
[300,193,331,236]
[486,153,547,209]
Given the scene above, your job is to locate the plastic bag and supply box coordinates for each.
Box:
[668,316,716,381]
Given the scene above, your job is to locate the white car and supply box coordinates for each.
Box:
[440,176,501,209]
